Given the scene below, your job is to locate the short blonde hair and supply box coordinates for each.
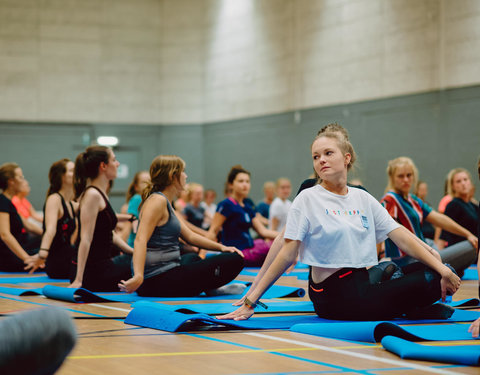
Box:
[446,168,472,197]
[187,182,203,201]
[385,157,418,193]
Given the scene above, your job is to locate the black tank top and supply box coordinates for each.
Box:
[74,186,117,266]
[43,193,76,266]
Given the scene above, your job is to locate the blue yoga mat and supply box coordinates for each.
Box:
[0,276,68,284]
[124,304,320,332]
[0,286,43,296]
[291,318,479,343]
[40,284,305,303]
[130,300,315,315]
[382,336,480,366]
[462,268,478,280]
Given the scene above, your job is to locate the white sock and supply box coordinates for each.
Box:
[206,283,247,296]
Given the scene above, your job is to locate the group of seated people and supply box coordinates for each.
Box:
[0,123,479,334]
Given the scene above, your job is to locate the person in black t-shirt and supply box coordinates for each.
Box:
[0,162,41,272]
[440,168,478,247]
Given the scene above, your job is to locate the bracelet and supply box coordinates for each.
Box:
[244,297,268,310]
[39,248,49,252]
[128,214,138,222]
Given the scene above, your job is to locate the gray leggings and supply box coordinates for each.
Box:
[391,240,476,275]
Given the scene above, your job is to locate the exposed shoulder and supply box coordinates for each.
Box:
[144,193,167,209]
[80,188,105,212]
[45,193,62,209]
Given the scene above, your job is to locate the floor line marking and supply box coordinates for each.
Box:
[188,333,373,374]
[243,332,461,375]
[0,294,106,317]
[88,303,131,313]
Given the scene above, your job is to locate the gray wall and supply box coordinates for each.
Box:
[1,85,479,211]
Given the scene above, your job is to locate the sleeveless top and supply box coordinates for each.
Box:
[74,186,118,268]
[43,193,76,268]
[144,192,181,279]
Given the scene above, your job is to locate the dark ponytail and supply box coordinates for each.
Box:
[74,146,110,199]
[46,158,70,198]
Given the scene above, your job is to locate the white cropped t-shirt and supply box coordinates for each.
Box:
[284,185,399,268]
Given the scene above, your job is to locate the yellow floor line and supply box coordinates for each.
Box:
[68,343,384,360]
[68,346,329,360]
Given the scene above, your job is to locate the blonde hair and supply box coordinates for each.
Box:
[142,155,185,203]
[446,168,472,197]
[312,126,357,172]
[187,182,203,201]
[276,177,291,187]
[385,157,418,193]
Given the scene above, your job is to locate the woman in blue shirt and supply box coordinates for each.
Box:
[208,165,279,267]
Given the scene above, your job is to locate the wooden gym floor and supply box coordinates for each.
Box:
[0,270,478,375]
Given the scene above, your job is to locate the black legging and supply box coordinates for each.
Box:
[309,263,441,321]
[0,240,39,272]
[70,253,132,292]
[137,252,244,297]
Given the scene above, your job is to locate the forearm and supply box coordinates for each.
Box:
[39,229,56,251]
[248,240,298,302]
[429,212,473,238]
[248,233,284,292]
[23,219,42,235]
[0,232,29,260]
[74,241,90,283]
[187,232,222,251]
[390,227,447,275]
[112,232,133,255]
[132,242,146,279]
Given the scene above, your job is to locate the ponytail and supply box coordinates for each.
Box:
[46,158,70,198]
[74,146,110,199]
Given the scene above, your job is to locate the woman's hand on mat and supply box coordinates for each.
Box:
[118,275,143,293]
[219,245,244,257]
[24,255,44,273]
[216,305,254,321]
[69,280,82,289]
[468,318,480,338]
[440,267,461,302]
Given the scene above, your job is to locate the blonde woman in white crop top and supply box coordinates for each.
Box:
[218,125,461,321]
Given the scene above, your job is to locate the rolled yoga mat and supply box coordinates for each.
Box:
[291,318,480,343]
[130,300,315,315]
[124,303,321,332]
[41,284,305,303]
[381,336,480,366]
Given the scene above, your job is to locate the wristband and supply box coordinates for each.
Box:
[244,297,268,310]
[128,214,138,222]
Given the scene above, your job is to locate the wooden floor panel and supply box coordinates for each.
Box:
[0,273,478,374]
